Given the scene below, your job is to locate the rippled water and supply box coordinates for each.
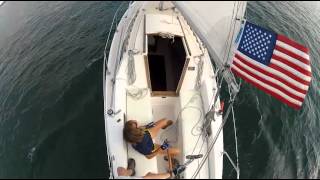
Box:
[0,1,319,179]
[0,1,119,178]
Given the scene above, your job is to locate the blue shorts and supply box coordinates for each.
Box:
[132,130,155,155]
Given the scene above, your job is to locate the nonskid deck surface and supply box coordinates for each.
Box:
[151,97,181,174]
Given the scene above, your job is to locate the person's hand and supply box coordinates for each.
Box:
[145,122,155,129]
[160,140,170,150]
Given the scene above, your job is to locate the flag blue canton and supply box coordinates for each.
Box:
[238,22,277,65]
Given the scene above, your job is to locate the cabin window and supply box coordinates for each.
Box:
[147,35,187,96]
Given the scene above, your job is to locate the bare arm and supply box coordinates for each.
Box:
[143,172,171,179]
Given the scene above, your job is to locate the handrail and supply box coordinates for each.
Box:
[102,2,128,179]
[103,1,126,75]
[103,1,144,178]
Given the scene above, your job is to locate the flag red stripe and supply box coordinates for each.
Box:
[277,34,309,54]
[233,60,305,102]
[235,53,308,93]
[274,45,310,65]
[272,54,312,76]
[269,62,311,86]
[231,67,301,110]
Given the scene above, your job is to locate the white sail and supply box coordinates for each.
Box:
[173,1,247,93]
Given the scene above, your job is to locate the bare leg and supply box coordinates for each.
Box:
[152,144,180,156]
[145,145,180,159]
[117,167,133,176]
[148,118,173,139]
[158,147,180,156]
[143,172,171,179]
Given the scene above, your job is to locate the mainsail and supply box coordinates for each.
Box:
[173,1,247,93]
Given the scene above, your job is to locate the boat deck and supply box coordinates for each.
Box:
[104,1,224,179]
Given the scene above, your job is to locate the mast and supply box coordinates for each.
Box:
[159,1,164,11]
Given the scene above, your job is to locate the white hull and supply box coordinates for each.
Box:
[103,2,224,179]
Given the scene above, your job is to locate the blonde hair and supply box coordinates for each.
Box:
[123,120,144,143]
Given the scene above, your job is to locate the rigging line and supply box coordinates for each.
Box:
[205,68,224,117]
[110,5,141,109]
[222,1,237,64]
[104,1,126,73]
[160,92,208,157]
[103,2,127,178]
[159,93,203,143]
[243,2,248,20]
[220,2,243,101]
[191,79,239,178]
[191,132,204,155]
[200,77,227,140]
[191,95,237,179]
[126,86,148,100]
[127,49,139,85]
[224,1,242,66]
[232,104,240,179]
[205,67,222,114]
[188,91,216,157]
[171,97,207,162]
[228,83,240,179]
[193,136,206,179]
[223,151,239,177]
[198,70,224,139]
[187,106,206,157]
[186,5,244,172]
[198,135,206,156]
[194,56,204,90]
[171,54,240,178]
[201,65,237,142]
[105,2,139,178]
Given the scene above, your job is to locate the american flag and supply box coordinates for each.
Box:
[231,22,311,109]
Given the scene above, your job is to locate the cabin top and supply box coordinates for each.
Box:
[146,14,184,37]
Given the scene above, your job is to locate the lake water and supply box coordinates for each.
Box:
[0,1,319,179]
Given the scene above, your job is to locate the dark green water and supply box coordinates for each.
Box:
[0,1,319,179]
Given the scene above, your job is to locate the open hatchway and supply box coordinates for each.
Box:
[146,35,187,96]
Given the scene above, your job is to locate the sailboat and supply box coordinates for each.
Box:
[103,1,246,179]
